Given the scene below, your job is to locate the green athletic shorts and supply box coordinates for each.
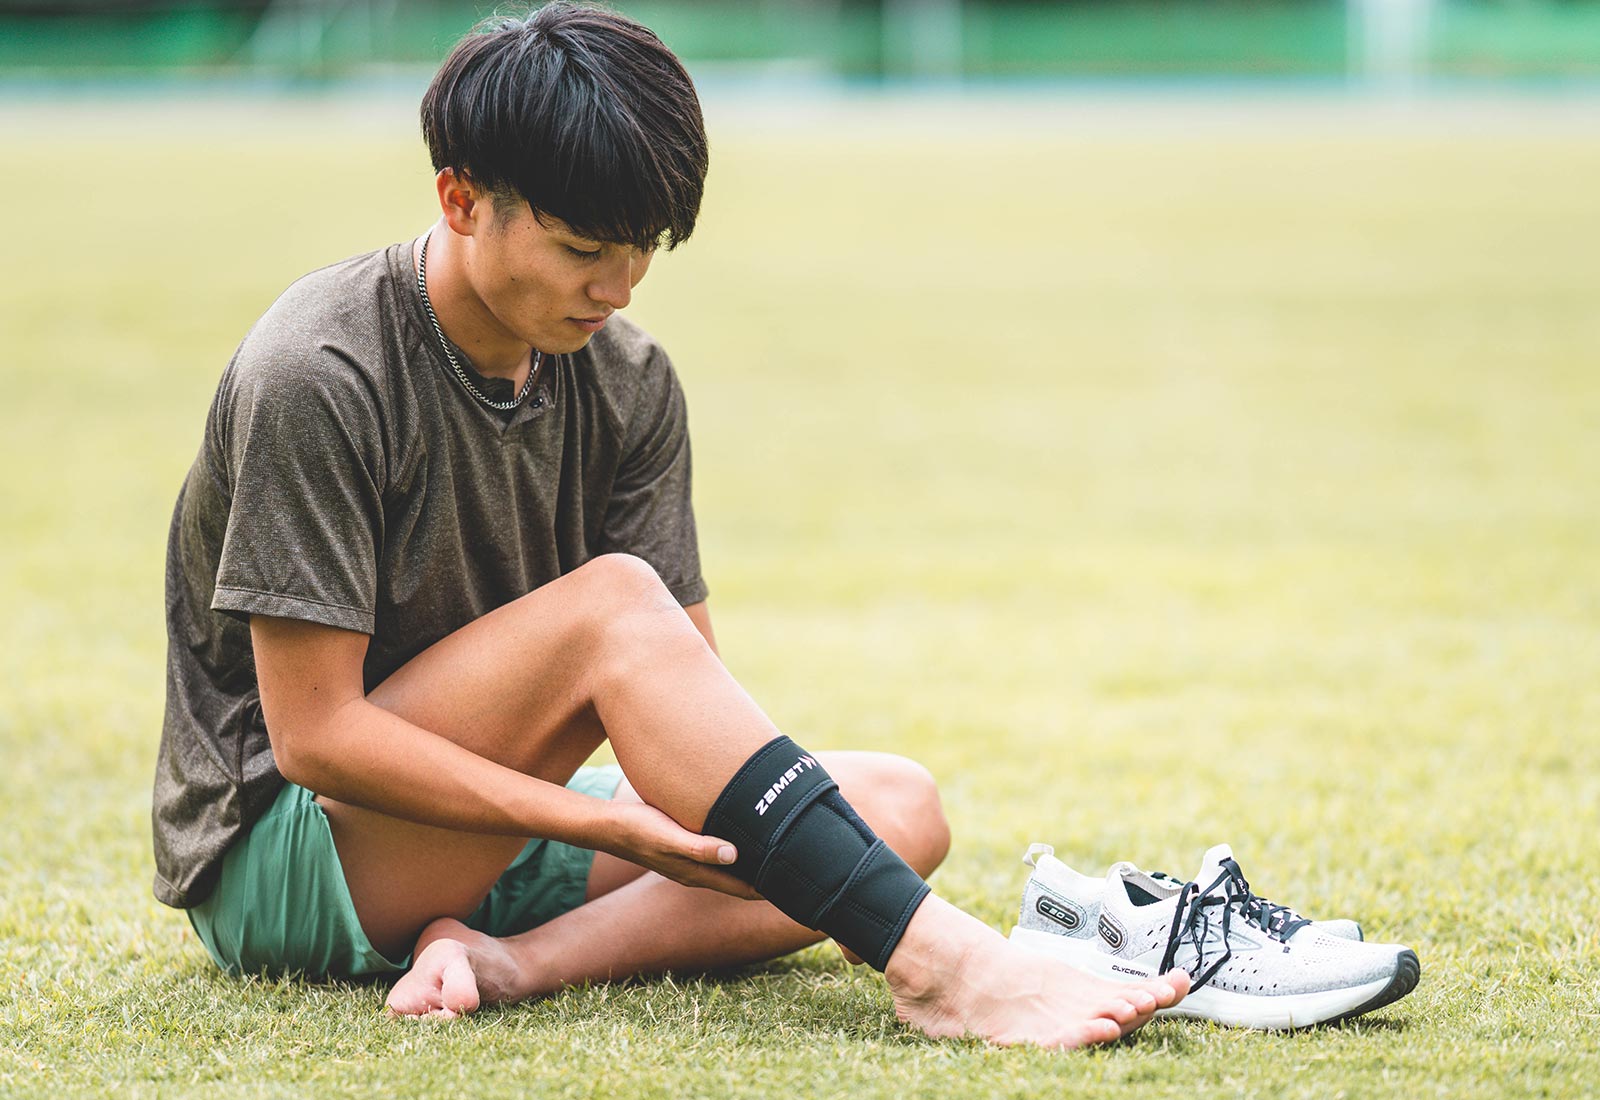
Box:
[188,765,624,979]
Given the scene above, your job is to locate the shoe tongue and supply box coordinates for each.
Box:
[1101,861,1143,911]
[1103,860,1176,922]
[1194,844,1235,890]
[1107,860,1141,882]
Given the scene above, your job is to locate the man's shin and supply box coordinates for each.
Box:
[700,736,931,971]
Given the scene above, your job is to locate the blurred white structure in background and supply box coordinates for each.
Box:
[241,0,395,70]
[1350,0,1437,91]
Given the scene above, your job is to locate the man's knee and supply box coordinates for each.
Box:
[569,553,677,610]
[546,554,681,639]
[837,753,951,877]
[561,553,704,688]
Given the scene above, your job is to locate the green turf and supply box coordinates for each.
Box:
[2,98,1597,1098]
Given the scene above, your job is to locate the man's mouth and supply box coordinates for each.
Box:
[569,313,611,333]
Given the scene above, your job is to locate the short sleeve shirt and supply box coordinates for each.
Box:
[152,241,706,908]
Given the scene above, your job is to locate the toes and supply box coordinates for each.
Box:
[1141,972,1188,1009]
[1104,997,1140,1024]
[1116,1007,1156,1038]
[1037,1017,1121,1050]
[1077,1016,1124,1048]
[384,936,482,1020]
[385,979,440,1018]
[439,953,482,1016]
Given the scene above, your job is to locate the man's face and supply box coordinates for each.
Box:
[465,192,655,355]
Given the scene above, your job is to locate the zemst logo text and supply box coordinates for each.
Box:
[754,754,819,816]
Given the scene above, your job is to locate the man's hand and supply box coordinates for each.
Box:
[600,801,760,899]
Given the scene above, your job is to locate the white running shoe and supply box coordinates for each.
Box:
[1013,843,1364,946]
[1009,844,1421,1030]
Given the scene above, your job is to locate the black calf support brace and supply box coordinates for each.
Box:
[700,736,931,971]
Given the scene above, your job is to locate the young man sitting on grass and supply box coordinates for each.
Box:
[152,2,1186,1048]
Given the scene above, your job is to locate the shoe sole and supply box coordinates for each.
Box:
[1330,947,1420,1024]
[1008,927,1421,1031]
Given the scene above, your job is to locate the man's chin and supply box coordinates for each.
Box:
[538,329,598,355]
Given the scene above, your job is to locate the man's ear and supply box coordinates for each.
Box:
[435,168,483,236]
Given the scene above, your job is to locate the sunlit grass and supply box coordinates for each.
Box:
[2,96,1597,1098]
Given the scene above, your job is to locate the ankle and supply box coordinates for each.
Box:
[497,936,555,998]
[883,895,984,1004]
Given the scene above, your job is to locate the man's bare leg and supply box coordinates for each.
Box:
[309,555,1185,1046]
[385,774,1189,1047]
[386,759,949,1016]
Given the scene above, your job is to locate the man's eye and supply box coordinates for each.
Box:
[566,245,602,261]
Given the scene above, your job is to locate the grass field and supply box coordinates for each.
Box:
[2,93,1597,1098]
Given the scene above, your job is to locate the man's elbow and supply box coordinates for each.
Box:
[264,705,353,792]
[267,722,320,789]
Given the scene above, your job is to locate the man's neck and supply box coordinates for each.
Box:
[414,225,534,383]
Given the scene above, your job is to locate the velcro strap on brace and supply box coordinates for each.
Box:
[701,736,930,971]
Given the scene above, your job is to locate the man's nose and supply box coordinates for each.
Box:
[588,254,634,310]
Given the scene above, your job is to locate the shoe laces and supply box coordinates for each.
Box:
[1157,858,1312,990]
[1232,861,1313,943]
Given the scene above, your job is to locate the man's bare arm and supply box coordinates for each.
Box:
[252,615,611,842]
[249,613,748,894]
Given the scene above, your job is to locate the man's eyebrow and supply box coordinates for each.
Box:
[542,212,663,251]
[558,227,609,248]
[569,234,660,254]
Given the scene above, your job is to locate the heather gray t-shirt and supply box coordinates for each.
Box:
[153,241,706,909]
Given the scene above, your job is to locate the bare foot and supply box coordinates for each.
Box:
[885,895,1190,1049]
[385,917,530,1018]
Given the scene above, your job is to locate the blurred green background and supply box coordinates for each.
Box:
[3,0,1600,81]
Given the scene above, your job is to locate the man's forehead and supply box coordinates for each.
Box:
[533,210,660,251]
[533,212,585,238]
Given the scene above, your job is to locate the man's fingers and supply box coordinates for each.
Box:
[665,829,756,897]
[692,834,739,866]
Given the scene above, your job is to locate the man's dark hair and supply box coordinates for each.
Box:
[421,2,708,251]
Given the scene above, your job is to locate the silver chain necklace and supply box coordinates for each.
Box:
[417,233,543,412]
